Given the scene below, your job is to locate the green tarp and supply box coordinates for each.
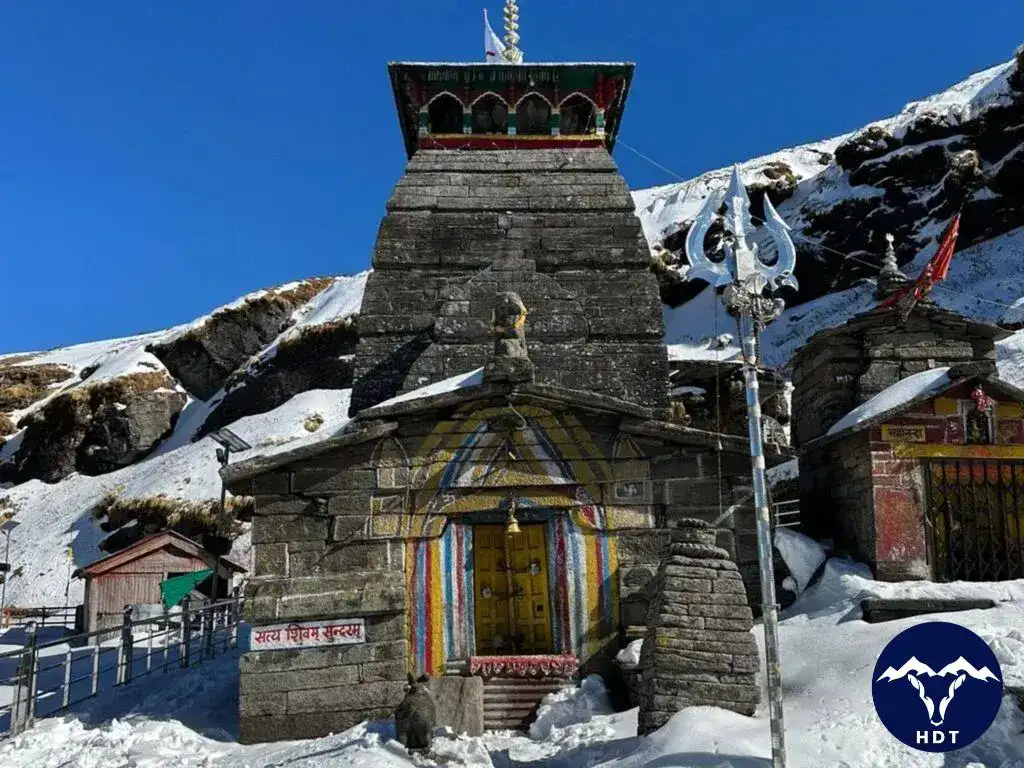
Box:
[160,568,213,608]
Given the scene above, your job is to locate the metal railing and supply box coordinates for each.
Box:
[1,605,79,631]
[0,591,243,738]
[771,499,801,531]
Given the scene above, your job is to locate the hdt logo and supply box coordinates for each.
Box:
[872,621,1003,752]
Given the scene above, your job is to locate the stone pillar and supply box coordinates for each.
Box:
[636,519,760,734]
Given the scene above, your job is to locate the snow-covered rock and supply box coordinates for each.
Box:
[528,675,615,741]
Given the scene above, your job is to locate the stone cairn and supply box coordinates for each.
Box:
[636,518,761,734]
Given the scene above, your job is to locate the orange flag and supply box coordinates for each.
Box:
[881,212,961,312]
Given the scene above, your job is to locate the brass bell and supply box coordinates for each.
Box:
[505,499,521,536]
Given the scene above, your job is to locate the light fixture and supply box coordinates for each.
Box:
[505,495,521,537]
[210,427,251,453]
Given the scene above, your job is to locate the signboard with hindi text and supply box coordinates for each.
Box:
[880,425,927,443]
[250,618,365,651]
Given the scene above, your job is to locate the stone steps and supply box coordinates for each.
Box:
[481,677,571,731]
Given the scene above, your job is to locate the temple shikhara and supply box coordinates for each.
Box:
[223,2,784,743]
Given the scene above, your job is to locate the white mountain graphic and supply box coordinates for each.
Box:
[877,655,1001,726]
[876,655,1000,683]
[876,656,937,681]
[936,656,1000,682]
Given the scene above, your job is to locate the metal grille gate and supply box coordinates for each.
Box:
[925,459,1024,581]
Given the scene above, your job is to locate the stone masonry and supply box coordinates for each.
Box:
[350,148,671,415]
[791,304,1006,449]
[636,519,760,734]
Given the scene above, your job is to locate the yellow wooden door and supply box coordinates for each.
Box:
[508,524,553,653]
[473,525,513,654]
[473,524,553,655]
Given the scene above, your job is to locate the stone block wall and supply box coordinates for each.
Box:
[238,622,407,742]
[867,437,928,581]
[235,440,411,744]
[351,149,670,414]
[791,308,999,447]
[622,447,768,617]
[799,433,875,563]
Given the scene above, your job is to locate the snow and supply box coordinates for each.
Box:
[3,332,181,425]
[1,331,167,373]
[635,55,1023,377]
[633,55,1016,263]
[371,367,485,409]
[154,286,275,346]
[0,389,352,607]
[1,557,1020,767]
[766,458,797,486]
[773,528,827,594]
[528,675,615,741]
[616,639,644,669]
[664,281,879,371]
[633,140,839,249]
[882,60,1017,139]
[825,367,952,438]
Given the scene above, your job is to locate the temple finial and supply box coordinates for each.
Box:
[502,1,523,64]
[879,233,902,276]
[876,232,911,299]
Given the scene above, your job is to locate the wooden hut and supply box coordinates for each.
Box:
[77,530,245,637]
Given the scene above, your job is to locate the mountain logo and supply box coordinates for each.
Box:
[872,621,1003,752]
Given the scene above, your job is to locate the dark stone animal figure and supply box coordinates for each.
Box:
[395,673,436,751]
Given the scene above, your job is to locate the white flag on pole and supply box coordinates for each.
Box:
[484,9,506,63]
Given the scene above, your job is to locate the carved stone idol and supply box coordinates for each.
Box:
[483,291,535,384]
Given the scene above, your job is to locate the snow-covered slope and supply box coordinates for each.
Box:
[0,389,354,607]
[0,275,367,608]
[2,557,1020,767]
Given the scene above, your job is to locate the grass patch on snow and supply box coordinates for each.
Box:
[0,362,75,410]
[92,490,254,553]
[174,277,335,345]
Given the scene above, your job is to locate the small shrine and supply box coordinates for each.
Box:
[800,365,1024,582]
[793,224,1024,582]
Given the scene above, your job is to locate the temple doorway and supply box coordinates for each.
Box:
[473,524,553,655]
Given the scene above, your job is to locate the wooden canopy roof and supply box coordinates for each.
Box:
[77,530,245,578]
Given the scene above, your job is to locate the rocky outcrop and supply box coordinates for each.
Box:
[197,315,358,438]
[148,279,333,401]
[834,125,900,172]
[13,372,186,483]
[636,519,760,735]
[670,361,789,440]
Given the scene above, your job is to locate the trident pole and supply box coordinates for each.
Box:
[734,297,787,767]
[684,167,797,768]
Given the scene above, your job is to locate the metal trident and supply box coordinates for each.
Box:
[685,166,798,301]
[684,165,796,768]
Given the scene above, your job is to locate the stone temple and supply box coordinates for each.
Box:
[222,35,789,743]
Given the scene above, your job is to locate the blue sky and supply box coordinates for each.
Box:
[1,1,1021,353]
